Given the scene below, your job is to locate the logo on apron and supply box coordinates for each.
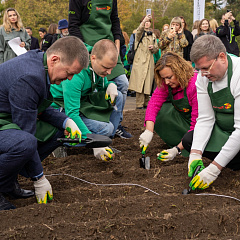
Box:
[213,103,232,110]
[96,6,111,11]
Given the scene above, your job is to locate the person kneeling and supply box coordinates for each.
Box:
[51,39,123,161]
[139,52,198,160]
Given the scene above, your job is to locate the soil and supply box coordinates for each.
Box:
[1,109,240,240]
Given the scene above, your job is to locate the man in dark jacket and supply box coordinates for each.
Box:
[0,37,89,210]
[216,11,240,56]
[26,27,40,50]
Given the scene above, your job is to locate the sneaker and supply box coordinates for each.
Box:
[115,125,133,139]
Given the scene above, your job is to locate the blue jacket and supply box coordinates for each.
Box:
[0,50,67,135]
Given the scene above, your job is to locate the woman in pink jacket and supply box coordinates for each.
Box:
[139,51,198,160]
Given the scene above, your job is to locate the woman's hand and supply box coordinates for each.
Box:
[178,27,183,34]
[168,28,176,39]
[19,42,25,48]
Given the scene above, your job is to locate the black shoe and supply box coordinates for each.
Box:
[0,193,16,210]
[6,181,35,199]
[115,125,133,139]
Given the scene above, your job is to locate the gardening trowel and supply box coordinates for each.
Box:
[57,133,112,148]
[139,147,150,170]
[182,165,201,195]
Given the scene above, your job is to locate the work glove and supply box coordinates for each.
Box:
[188,153,205,177]
[105,83,118,104]
[157,147,179,161]
[139,129,153,154]
[93,147,114,161]
[190,163,221,190]
[65,118,82,145]
[33,176,53,204]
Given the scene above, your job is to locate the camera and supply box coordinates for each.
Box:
[227,9,231,12]
[146,31,152,36]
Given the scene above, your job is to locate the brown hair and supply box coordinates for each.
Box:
[48,23,58,35]
[179,16,188,30]
[3,8,24,32]
[122,31,130,47]
[198,18,210,35]
[162,24,169,32]
[153,29,161,39]
[155,52,194,89]
[192,20,200,31]
[140,16,151,23]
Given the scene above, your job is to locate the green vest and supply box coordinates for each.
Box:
[205,55,234,152]
[80,0,125,80]
[154,87,192,156]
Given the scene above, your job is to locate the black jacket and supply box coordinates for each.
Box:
[216,20,240,56]
[41,33,53,52]
[183,29,193,61]
[30,36,39,50]
[68,0,121,42]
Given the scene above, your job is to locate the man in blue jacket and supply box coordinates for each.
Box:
[0,36,89,210]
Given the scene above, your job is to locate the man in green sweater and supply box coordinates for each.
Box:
[51,39,123,161]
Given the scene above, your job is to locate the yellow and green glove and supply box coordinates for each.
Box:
[34,176,53,204]
[188,153,205,177]
[139,129,153,154]
[157,147,179,161]
[65,118,82,146]
[93,147,114,161]
[190,163,221,190]
[105,83,118,104]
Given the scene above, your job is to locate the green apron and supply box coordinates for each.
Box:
[80,0,125,80]
[79,70,113,122]
[204,55,234,152]
[154,87,192,156]
[0,53,58,142]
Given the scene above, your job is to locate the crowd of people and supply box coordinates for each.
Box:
[0,4,240,212]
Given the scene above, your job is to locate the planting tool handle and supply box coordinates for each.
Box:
[188,165,201,192]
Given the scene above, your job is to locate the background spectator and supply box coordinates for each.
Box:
[191,20,200,39]
[180,16,193,62]
[209,18,219,33]
[52,19,69,44]
[0,8,31,63]
[25,27,39,50]
[194,18,215,41]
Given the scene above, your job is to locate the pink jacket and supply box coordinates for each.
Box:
[145,72,198,131]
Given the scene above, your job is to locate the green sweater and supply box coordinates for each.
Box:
[50,66,115,138]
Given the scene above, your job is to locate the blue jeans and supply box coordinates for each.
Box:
[112,74,128,123]
[80,91,123,138]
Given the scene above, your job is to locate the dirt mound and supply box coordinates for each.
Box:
[1,110,240,240]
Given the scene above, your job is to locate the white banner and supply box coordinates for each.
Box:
[193,0,205,22]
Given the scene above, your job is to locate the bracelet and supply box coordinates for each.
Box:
[175,146,181,155]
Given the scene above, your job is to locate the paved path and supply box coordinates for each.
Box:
[123,96,136,111]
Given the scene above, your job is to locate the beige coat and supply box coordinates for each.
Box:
[129,24,159,94]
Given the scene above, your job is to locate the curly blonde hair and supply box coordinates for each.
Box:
[155,52,194,89]
[3,8,24,32]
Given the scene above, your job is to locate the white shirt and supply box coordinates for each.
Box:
[192,55,240,167]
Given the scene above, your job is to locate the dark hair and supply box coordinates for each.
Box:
[39,28,46,33]
[140,16,151,23]
[179,16,188,30]
[25,27,32,31]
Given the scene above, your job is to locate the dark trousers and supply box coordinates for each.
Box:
[182,131,240,170]
[0,129,64,192]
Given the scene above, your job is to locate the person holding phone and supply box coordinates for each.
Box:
[158,17,188,58]
[128,14,159,109]
[216,11,240,56]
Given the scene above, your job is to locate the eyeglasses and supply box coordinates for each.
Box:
[201,58,217,76]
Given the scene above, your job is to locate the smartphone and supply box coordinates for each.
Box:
[227,9,231,12]
[146,9,151,16]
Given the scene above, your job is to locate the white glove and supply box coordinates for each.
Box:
[33,176,53,204]
[65,118,82,140]
[190,163,221,190]
[106,83,118,104]
[139,129,153,151]
[157,147,179,161]
[93,147,114,161]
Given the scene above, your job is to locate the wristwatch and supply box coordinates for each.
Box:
[175,146,182,155]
